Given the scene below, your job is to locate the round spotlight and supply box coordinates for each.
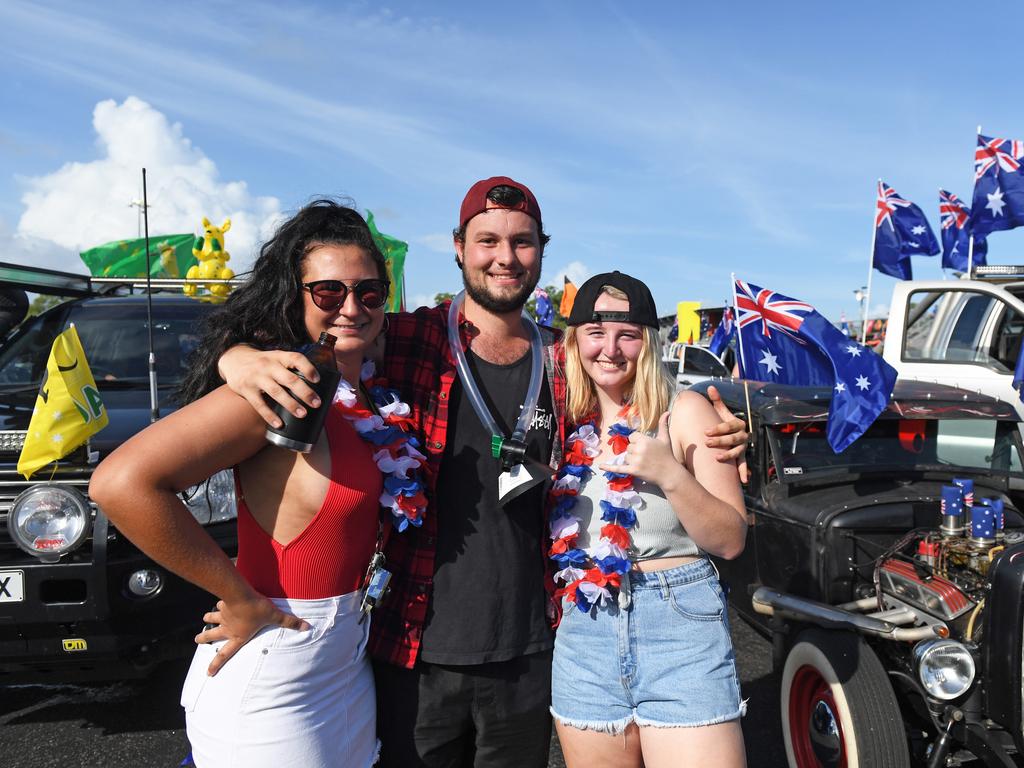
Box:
[127,569,163,598]
[9,485,92,559]
[914,639,976,700]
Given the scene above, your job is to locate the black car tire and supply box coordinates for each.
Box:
[781,629,909,768]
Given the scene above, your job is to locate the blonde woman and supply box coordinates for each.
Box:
[549,271,747,768]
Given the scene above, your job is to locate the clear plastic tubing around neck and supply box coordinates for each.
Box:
[446,290,544,443]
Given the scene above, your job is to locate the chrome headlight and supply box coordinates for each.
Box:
[914,639,976,700]
[9,484,92,561]
[180,469,237,525]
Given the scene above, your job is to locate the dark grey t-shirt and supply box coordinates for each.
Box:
[419,349,555,664]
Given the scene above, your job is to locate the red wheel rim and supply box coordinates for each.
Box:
[788,664,848,768]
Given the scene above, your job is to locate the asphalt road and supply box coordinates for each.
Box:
[0,609,785,768]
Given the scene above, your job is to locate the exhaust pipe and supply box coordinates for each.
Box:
[752,587,942,642]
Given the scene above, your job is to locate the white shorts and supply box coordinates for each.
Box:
[181,590,379,767]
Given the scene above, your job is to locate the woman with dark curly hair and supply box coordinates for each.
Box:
[91,200,424,767]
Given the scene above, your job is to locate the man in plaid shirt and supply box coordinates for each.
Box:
[218,177,748,767]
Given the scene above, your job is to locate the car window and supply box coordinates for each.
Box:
[903,289,1016,371]
[936,419,1023,472]
[0,300,208,389]
[766,418,1024,478]
[70,303,206,384]
[989,302,1024,372]
[682,347,729,376]
[0,305,71,386]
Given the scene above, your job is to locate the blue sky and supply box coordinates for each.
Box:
[1,1,1022,321]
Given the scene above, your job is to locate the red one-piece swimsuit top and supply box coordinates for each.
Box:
[234,406,382,599]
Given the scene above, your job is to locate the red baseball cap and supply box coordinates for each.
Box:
[458,176,542,230]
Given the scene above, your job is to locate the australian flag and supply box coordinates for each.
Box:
[708,307,734,357]
[939,189,987,272]
[872,181,939,280]
[533,288,554,326]
[971,134,1024,237]
[734,279,898,453]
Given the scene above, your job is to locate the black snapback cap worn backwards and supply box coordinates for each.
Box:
[567,271,659,328]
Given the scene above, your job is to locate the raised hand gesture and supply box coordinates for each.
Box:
[598,413,686,490]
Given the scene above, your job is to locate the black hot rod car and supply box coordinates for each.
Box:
[697,379,1024,767]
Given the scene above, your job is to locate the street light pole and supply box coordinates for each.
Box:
[128,199,150,238]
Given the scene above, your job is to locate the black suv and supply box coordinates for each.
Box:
[0,266,236,682]
[698,380,1024,767]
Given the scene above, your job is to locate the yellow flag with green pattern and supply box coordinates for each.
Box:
[18,326,108,479]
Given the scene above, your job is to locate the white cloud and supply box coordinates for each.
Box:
[544,260,590,289]
[14,97,281,275]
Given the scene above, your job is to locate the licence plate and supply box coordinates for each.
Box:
[0,570,24,602]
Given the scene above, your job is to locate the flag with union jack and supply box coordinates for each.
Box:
[733,279,897,452]
[939,189,987,272]
[872,181,939,280]
[708,307,734,357]
[533,287,554,326]
[971,134,1024,238]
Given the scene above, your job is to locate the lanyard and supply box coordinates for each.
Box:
[446,291,544,470]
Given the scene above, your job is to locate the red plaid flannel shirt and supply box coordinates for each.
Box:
[368,301,567,669]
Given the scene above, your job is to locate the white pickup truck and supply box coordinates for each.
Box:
[882,267,1024,415]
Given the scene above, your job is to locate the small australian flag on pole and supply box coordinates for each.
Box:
[708,307,734,358]
[872,181,939,280]
[939,189,986,272]
[971,134,1024,237]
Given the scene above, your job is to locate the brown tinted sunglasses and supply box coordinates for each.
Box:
[303,278,390,311]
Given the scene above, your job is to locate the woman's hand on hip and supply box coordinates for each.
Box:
[194,593,310,676]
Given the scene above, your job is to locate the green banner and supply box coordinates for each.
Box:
[80,234,197,279]
[365,211,407,312]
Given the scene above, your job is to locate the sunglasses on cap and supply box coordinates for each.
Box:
[302,278,390,311]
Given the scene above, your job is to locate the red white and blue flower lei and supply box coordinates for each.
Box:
[549,411,642,613]
[333,361,427,532]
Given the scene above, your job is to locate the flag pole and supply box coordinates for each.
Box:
[730,273,753,438]
[142,168,159,423]
[862,179,880,344]
[967,125,982,278]
[730,273,746,375]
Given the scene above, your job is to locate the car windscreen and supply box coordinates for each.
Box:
[682,347,729,376]
[0,301,207,391]
[765,417,1024,480]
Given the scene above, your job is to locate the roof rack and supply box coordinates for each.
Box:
[0,261,245,297]
[90,277,245,295]
[0,262,92,297]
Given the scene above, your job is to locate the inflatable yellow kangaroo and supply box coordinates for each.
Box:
[184,217,235,297]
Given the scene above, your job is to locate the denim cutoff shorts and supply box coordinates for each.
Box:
[551,558,744,732]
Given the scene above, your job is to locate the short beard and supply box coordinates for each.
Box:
[461,267,539,314]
